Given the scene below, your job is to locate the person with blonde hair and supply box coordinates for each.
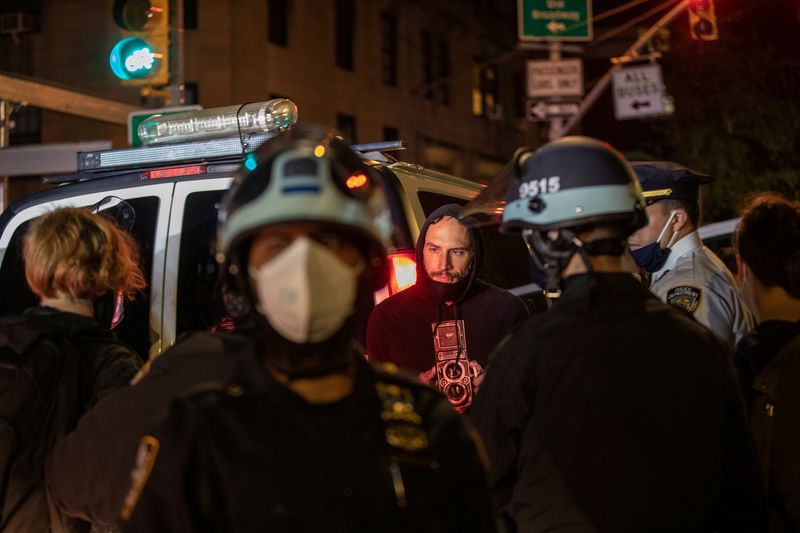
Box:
[0,206,145,532]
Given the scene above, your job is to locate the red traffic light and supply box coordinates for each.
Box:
[688,0,718,41]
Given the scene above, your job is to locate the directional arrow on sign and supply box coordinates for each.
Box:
[527,100,581,122]
[546,20,567,33]
[631,100,651,110]
[531,100,549,120]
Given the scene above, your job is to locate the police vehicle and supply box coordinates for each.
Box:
[698,217,740,274]
[0,100,536,360]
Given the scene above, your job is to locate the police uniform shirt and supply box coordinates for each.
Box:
[650,230,753,349]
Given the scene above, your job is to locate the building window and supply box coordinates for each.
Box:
[421,31,433,100]
[512,70,525,119]
[334,0,355,70]
[473,66,499,118]
[268,0,289,46]
[9,106,40,145]
[184,82,199,105]
[380,12,397,86]
[337,113,357,143]
[383,126,399,142]
[420,31,449,105]
[184,0,198,29]
[436,39,450,105]
[421,137,462,175]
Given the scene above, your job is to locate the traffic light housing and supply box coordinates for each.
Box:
[109,0,170,85]
[688,0,718,41]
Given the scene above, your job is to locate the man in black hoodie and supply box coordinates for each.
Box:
[367,204,528,412]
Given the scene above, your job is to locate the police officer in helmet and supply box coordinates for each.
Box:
[471,136,766,532]
[121,125,496,532]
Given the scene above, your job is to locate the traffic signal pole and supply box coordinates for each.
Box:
[0,72,139,125]
[553,0,689,140]
[0,100,9,211]
[174,0,185,102]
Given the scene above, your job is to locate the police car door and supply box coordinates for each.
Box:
[0,183,174,360]
[161,177,234,351]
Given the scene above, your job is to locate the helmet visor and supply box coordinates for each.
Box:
[461,157,517,229]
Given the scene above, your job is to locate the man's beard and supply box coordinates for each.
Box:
[428,270,462,283]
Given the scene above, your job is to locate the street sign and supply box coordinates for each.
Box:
[612,64,666,120]
[527,58,583,98]
[518,0,592,41]
[127,105,202,146]
[526,99,580,122]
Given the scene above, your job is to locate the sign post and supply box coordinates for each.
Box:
[518,0,593,41]
[612,64,666,120]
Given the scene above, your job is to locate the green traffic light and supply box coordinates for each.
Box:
[109,36,159,80]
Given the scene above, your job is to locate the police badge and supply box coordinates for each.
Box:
[667,285,702,314]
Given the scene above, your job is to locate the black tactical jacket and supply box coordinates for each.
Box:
[0,307,140,532]
[46,330,249,527]
[472,273,768,533]
[123,353,497,533]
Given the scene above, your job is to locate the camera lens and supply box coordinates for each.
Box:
[444,361,464,380]
[444,383,467,404]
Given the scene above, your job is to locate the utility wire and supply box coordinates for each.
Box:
[542,0,663,37]
[593,0,657,23]
[587,0,681,48]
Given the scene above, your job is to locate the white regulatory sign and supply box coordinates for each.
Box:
[527,58,583,98]
[612,64,666,120]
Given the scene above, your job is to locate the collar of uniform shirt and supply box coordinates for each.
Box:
[652,230,703,282]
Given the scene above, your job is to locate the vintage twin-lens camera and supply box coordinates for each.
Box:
[432,320,472,410]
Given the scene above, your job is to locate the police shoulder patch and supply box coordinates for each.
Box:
[667,285,702,314]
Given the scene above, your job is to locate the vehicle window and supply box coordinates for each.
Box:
[416,191,535,291]
[0,197,158,360]
[176,190,226,336]
[0,220,37,316]
[418,190,467,216]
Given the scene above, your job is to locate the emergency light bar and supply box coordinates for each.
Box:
[78,131,278,172]
[138,99,298,145]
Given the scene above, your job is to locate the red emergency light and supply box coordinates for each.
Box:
[143,164,207,180]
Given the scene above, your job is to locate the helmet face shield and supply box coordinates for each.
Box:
[461,156,517,230]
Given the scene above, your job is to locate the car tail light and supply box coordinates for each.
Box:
[388,251,417,295]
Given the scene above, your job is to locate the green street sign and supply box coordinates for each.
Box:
[127,105,202,147]
[518,0,592,41]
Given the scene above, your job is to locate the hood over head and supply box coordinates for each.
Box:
[415,204,484,302]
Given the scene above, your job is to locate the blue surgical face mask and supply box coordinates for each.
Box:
[631,210,678,273]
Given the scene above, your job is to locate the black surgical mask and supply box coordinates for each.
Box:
[630,242,671,273]
[630,210,678,273]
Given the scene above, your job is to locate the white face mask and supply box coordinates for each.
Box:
[249,236,364,344]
